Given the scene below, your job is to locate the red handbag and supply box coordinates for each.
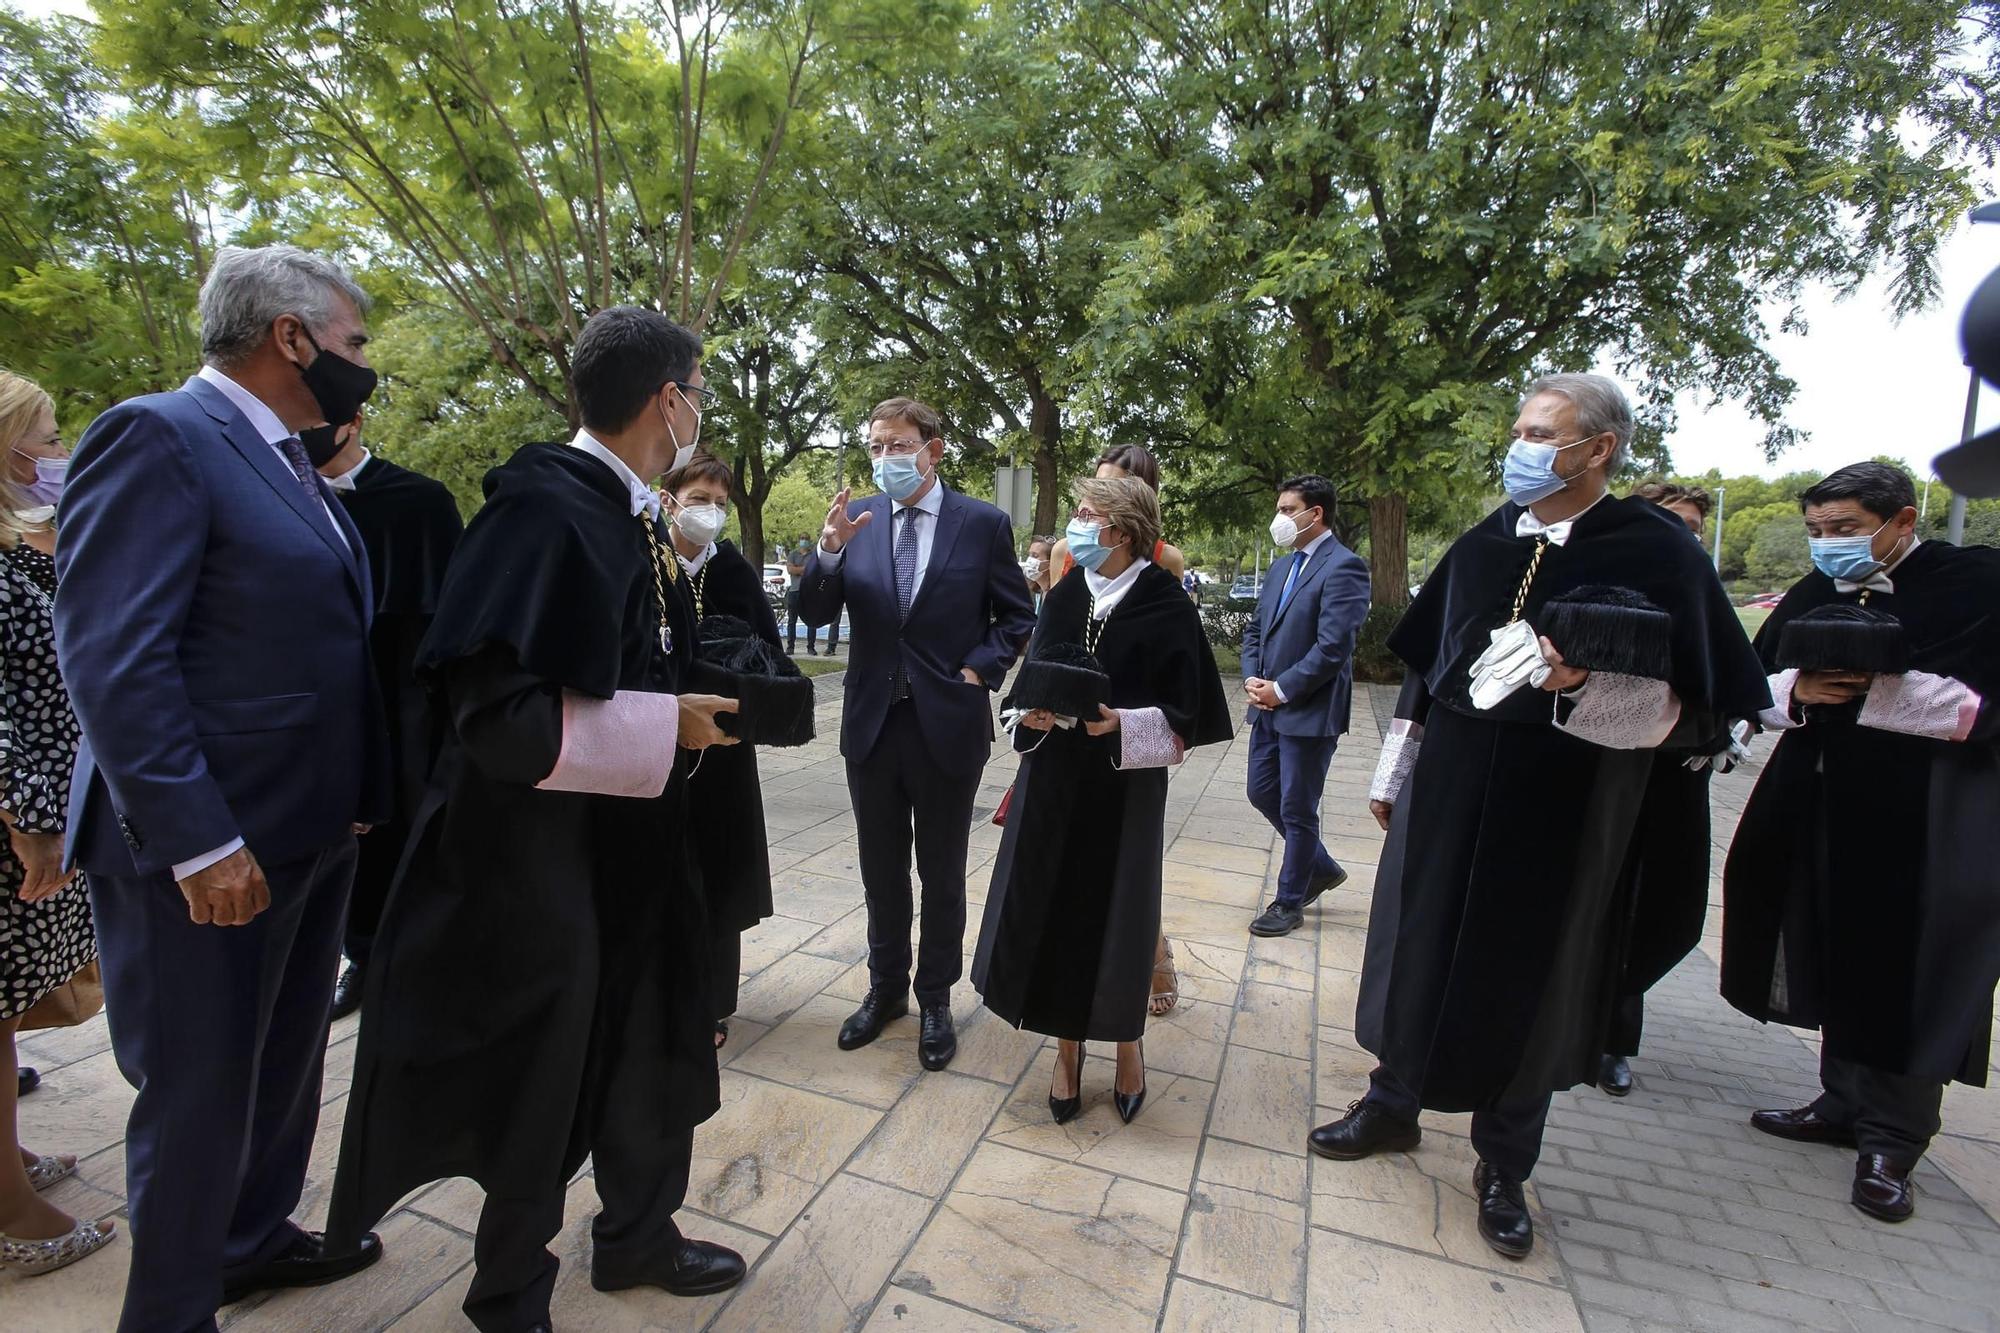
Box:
[992,783,1014,826]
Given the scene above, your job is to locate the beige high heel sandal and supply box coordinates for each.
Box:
[25,1153,77,1192]
[1149,938,1180,1016]
[1,1216,116,1276]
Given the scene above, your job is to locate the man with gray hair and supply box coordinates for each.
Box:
[1311,373,1768,1259]
[55,243,391,1330]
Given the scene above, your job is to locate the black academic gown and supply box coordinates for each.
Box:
[1722,541,2000,1084]
[679,538,782,1020]
[328,443,714,1240]
[1355,497,1769,1110]
[972,562,1233,1043]
[1608,754,1716,1051]
[337,456,464,961]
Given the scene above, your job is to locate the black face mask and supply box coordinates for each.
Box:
[299,423,345,468]
[298,327,378,430]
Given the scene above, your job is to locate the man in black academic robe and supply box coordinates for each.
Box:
[1316,375,1768,1261]
[1723,462,2000,1224]
[327,308,745,1331]
[315,413,465,1019]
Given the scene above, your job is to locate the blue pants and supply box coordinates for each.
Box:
[91,838,356,1333]
[1245,712,1341,906]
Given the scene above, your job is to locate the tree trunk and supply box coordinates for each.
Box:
[1366,492,1408,605]
[1028,388,1061,535]
[737,495,766,569]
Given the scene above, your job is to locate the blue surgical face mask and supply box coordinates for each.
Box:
[1502,437,1589,507]
[1808,521,1897,582]
[872,450,931,502]
[1064,517,1123,572]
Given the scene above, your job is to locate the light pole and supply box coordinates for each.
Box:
[1710,484,1725,571]
[1947,200,2000,545]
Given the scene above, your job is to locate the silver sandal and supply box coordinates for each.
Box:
[1,1216,117,1276]
[25,1154,77,1192]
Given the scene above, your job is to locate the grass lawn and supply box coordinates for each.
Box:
[1736,606,1771,637]
[790,656,846,678]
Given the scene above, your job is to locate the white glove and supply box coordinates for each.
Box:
[1685,719,1755,772]
[1467,620,1552,710]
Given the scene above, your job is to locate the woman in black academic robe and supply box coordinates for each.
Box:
[663,455,783,1042]
[972,476,1232,1125]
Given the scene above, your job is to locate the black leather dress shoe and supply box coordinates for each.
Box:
[1474,1160,1534,1258]
[329,962,365,1021]
[593,1238,747,1296]
[1248,902,1304,937]
[1749,1105,1856,1148]
[918,1004,957,1071]
[1852,1154,1915,1222]
[838,987,909,1051]
[221,1230,382,1304]
[1599,1053,1633,1097]
[1300,864,1348,906]
[1308,1100,1422,1160]
[18,1066,40,1098]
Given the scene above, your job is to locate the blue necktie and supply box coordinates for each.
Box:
[1276,552,1304,615]
[891,506,918,700]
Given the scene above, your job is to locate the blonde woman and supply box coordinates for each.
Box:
[0,371,113,1275]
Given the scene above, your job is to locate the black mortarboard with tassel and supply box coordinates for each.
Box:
[1009,640,1110,719]
[689,614,817,747]
[1775,604,1909,675]
[1539,585,1675,681]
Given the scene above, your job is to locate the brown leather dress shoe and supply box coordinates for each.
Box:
[1852,1154,1915,1222]
[1749,1105,1856,1148]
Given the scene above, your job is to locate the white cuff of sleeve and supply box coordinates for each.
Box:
[1270,680,1288,704]
[1552,673,1681,749]
[818,542,845,566]
[535,689,679,798]
[1757,669,1804,731]
[1369,722,1423,805]
[1113,707,1185,769]
[173,837,246,882]
[1856,671,1982,742]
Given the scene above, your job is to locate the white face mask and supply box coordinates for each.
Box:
[672,500,726,546]
[1270,506,1316,548]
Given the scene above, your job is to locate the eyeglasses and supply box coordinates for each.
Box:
[672,381,717,410]
[866,436,928,459]
[1070,507,1107,525]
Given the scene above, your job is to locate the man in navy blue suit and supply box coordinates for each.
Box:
[798,397,1034,1071]
[55,244,390,1332]
[1241,474,1371,937]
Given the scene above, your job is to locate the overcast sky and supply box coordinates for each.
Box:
[20,0,1997,482]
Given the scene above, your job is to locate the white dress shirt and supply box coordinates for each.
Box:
[1084,556,1152,617]
[326,448,373,493]
[818,479,946,600]
[1514,489,1610,546]
[1265,530,1331,703]
[675,540,717,577]
[176,367,357,882]
[568,429,662,521]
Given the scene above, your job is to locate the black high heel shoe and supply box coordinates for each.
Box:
[1114,1040,1147,1124]
[1048,1041,1084,1124]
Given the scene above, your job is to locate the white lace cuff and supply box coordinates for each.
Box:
[1370,725,1421,805]
[1757,670,1804,732]
[1856,671,1982,742]
[1114,707,1184,769]
[1553,673,1681,749]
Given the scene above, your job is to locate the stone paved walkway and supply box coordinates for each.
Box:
[11,680,2000,1330]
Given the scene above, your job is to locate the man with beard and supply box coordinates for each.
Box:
[1723,461,2000,1224]
[1315,374,1768,1259]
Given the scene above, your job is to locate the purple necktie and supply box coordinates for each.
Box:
[277,437,324,505]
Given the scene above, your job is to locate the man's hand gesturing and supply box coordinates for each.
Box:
[820,487,874,554]
[177,847,271,926]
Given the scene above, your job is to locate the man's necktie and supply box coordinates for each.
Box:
[891,506,919,700]
[276,436,325,505]
[1276,552,1304,615]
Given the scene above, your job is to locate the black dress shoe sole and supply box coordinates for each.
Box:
[594,1267,747,1297]
[1852,1191,1914,1223]
[1247,916,1302,938]
[221,1242,383,1305]
[1478,1222,1534,1259]
[1749,1117,1856,1149]
[919,1043,957,1072]
[1600,1078,1632,1098]
[1308,1129,1421,1161]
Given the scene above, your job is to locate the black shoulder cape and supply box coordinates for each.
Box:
[418,442,691,698]
[689,539,783,646]
[341,456,464,615]
[1391,496,1769,725]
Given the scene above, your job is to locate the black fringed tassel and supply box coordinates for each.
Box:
[1539,585,1675,681]
[1775,604,1909,674]
[1011,640,1111,718]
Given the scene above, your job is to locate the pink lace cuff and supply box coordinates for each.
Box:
[536,689,678,797]
[1114,707,1185,769]
[1758,670,1803,732]
[1553,673,1681,749]
[1857,671,1982,742]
